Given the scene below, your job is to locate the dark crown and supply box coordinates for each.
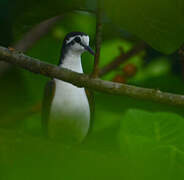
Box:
[63,32,87,45]
[59,32,88,65]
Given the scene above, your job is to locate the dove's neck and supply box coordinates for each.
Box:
[60,51,83,73]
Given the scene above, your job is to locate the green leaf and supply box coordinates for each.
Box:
[11,0,184,54]
[104,0,184,54]
[119,109,184,179]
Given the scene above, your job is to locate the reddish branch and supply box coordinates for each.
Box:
[99,42,146,77]
[91,2,102,78]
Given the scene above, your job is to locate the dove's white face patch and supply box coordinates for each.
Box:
[81,35,89,46]
[66,36,76,44]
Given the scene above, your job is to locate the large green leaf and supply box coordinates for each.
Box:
[119,109,184,179]
[104,0,184,54]
[10,0,184,54]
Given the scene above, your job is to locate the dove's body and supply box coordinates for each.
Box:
[42,32,94,143]
[50,52,90,142]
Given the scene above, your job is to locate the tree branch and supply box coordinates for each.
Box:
[99,42,146,77]
[0,45,184,107]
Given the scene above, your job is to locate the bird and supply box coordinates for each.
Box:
[42,32,95,144]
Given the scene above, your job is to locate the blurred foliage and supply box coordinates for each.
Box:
[0,1,184,180]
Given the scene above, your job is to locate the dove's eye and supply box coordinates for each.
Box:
[74,37,81,43]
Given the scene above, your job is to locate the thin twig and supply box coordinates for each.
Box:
[91,1,102,78]
[14,16,63,52]
[0,16,63,77]
[0,45,184,107]
[99,42,146,77]
[179,45,184,80]
[1,102,41,127]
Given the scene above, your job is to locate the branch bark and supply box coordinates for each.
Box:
[0,45,184,107]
